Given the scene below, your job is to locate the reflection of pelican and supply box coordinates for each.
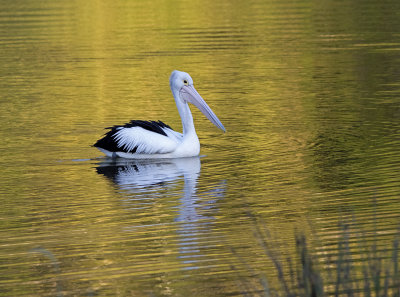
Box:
[96,156,200,190]
[96,156,226,269]
[96,156,206,222]
[94,70,225,159]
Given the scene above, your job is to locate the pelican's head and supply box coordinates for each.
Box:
[169,70,226,132]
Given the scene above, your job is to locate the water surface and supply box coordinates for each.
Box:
[1,0,400,296]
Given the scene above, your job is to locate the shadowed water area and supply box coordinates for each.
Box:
[1,0,400,296]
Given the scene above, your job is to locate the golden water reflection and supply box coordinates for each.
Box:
[1,0,400,295]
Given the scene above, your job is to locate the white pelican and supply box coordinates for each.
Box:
[94,70,225,158]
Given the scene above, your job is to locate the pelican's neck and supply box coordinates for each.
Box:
[172,89,196,136]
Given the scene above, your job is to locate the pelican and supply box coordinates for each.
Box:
[94,70,225,159]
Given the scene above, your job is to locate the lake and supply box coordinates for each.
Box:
[0,0,399,296]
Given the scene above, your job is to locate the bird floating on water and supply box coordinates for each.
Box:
[94,70,225,159]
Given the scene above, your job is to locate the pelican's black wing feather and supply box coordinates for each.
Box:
[123,120,172,136]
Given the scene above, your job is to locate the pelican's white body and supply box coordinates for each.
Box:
[97,127,200,159]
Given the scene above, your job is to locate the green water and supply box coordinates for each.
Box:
[1,0,399,296]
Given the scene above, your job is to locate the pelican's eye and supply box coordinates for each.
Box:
[183,79,189,85]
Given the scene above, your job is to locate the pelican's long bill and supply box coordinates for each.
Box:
[180,85,226,132]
